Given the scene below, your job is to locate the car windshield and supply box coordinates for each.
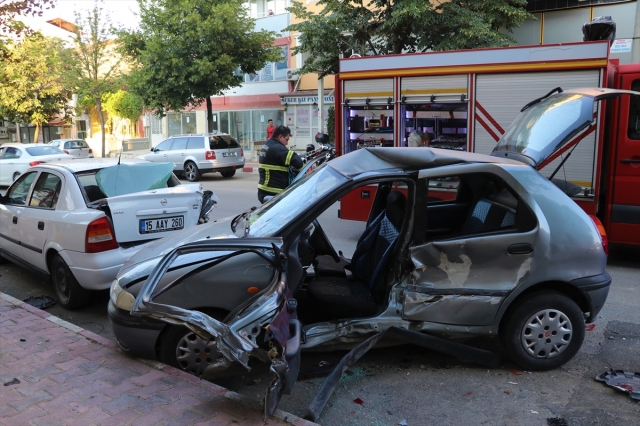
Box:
[493,93,595,161]
[244,166,348,237]
[26,146,65,156]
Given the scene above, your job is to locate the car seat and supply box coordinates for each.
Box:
[306,192,406,319]
[460,185,516,234]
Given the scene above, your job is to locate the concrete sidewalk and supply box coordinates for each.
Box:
[0,292,316,426]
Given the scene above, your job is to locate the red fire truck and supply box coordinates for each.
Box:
[334,40,640,246]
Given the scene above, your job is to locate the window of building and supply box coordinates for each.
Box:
[245,46,288,82]
[167,112,197,136]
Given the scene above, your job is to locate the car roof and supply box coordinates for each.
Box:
[42,158,151,173]
[1,143,49,148]
[329,147,524,177]
[167,133,233,138]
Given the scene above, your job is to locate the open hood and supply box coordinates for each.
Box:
[491,88,639,167]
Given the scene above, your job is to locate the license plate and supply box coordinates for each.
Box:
[140,216,184,234]
[222,152,236,157]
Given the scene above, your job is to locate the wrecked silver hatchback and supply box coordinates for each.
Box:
[115,89,632,420]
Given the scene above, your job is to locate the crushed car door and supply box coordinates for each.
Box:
[130,238,302,415]
[402,169,538,326]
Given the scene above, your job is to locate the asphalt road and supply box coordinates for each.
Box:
[1,172,639,425]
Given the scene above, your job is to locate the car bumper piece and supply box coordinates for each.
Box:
[571,272,612,322]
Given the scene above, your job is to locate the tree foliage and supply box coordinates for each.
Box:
[0,0,55,50]
[287,0,534,77]
[103,90,143,136]
[118,0,282,132]
[65,3,123,157]
[0,33,71,142]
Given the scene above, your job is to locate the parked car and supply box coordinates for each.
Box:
[48,139,94,158]
[107,89,626,417]
[0,159,217,309]
[0,144,74,186]
[136,133,245,182]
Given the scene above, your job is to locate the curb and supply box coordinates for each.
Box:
[0,292,318,426]
[242,166,259,174]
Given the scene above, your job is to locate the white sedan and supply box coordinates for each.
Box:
[0,159,217,309]
[0,143,74,186]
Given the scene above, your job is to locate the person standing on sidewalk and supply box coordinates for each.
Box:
[266,119,276,140]
[257,125,303,203]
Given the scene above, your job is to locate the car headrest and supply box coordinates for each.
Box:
[386,191,406,230]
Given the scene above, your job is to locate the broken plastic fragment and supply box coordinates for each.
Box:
[398,420,408,426]
[353,398,364,405]
[23,296,56,309]
[463,391,473,396]
[3,378,20,386]
[585,324,596,331]
[595,369,640,401]
[509,367,524,376]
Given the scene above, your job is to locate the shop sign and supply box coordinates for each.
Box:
[281,96,335,104]
[610,39,632,53]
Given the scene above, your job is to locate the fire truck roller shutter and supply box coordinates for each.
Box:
[474,70,602,191]
[400,75,469,104]
[343,78,394,105]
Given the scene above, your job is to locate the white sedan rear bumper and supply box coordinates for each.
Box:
[60,243,151,290]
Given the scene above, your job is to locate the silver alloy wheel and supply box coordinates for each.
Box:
[175,331,221,376]
[185,163,198,181]
[520,308,573,358]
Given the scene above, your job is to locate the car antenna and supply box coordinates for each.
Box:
[117,140,123,165]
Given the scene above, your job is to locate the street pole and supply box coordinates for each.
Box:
[318,77,324,137]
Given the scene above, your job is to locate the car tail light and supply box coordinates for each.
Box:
[88,148,93,153]
[29,161,46,166]
[240,148,244,158]
[589,215,608,255]
[206,151,216,160]
[86,217,118,253]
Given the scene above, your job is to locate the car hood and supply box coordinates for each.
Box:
[491,88,639,167]
[121,215,238,269]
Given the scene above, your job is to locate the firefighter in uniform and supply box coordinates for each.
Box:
[257,125,303,203]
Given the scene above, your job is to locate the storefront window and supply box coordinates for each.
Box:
[167,112,197,136]
[251,110,284,141]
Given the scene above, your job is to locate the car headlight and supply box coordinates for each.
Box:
[110,279,135,311]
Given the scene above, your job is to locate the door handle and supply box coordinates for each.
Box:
[38,221,45,230]
[621,159,640,164]
[508,243,533,255]
[12,216,17,224]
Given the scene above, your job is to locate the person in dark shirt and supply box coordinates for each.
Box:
[257,125,303,203]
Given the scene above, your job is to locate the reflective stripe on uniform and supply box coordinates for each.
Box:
[285,150,295,166]
[257,184,283,193]
[259,164,289,172]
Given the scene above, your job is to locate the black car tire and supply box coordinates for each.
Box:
[50,254,90,309]
[159,310,225,377]
[220,170,236,178]
[184,161,201,182]
[502,291,585,371]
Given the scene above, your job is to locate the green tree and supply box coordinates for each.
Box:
[65,3,123,157]
[119,0,282,132]
[102,90,143,136]
[0,33,71,142]
[287,0,534,77]
[0,0,56,51]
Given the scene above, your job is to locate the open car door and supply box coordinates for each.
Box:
[130,238,302,415]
